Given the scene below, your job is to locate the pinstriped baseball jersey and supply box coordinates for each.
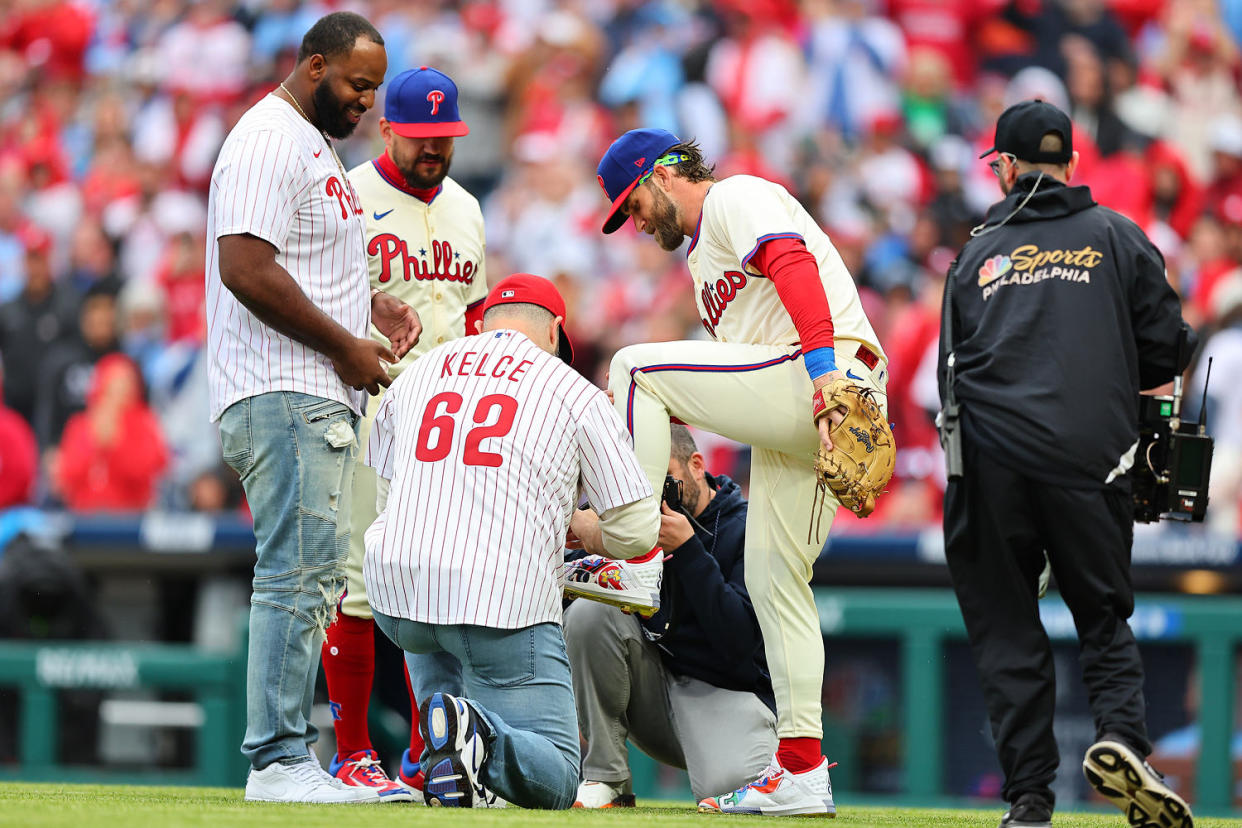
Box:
[348,163,487,376]
[363,330,652,628]
[688,175,885,359]
[206,94,370,421]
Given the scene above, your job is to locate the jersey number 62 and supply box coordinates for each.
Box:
[415,391,518,468]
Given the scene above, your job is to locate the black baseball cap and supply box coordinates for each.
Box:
[979,100,1073,164]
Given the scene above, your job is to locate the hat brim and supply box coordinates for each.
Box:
[601,173,645,234]
[389,120,469,138]
[557,324,574,365]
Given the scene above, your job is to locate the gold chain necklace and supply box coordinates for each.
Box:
[279,81,348,181]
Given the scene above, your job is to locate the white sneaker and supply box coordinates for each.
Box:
[473,787,508,808]
[420,692,490,807]
[563,554,662,617]
[573,779,636,808]
[244,758,380,803]
[698,757,837,817]
[1083,739,1193,827]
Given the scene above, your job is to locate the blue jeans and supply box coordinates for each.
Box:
[373,612,581,809]
[220,391,359,770]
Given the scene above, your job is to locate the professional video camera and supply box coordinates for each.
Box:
[1132,362,1214,523]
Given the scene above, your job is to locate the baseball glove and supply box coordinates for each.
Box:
[811,378,895,523]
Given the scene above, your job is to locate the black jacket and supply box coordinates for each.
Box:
[640,474,773,711]
[939,173,1195,490]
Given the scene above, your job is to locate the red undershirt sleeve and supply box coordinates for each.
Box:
[750,236,835,353]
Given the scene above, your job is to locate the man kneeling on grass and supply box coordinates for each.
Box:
[361,275,661,808]
[564,425,778,807]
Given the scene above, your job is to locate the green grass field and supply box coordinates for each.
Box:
[1,784,1237,828]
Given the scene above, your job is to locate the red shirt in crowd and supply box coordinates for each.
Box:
[0,402,37,508]
[55,354,167,511]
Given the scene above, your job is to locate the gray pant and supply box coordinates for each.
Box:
[564,598,777,801]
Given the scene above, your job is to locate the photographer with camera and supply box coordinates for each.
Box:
[938,101,1197,828]
[563,425,776,808]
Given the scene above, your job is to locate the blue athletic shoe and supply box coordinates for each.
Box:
[418,692,488,807]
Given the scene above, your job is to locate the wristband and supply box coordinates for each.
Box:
[804,346,836,379]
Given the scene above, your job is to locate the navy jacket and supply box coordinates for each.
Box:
[640,474,774,711]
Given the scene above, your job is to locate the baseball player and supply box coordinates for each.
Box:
[363,273,661,809]
[594,128,888,817]
[320,66,487,802]
[206,12,421,804]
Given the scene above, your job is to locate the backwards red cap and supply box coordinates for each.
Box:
[482,273,574,364]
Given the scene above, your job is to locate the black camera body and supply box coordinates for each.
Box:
[662,475,683,513]
[1132,390,1214,523]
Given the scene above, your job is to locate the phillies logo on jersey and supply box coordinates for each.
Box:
[699,271,748,338]
[427,90,444,115]
[369,234,478,285]
[325,176,363,220]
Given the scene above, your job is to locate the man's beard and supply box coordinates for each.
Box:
[400,150,452,189]
[313,80,361,140]
[679,477,701,516]
[649,184,684,251]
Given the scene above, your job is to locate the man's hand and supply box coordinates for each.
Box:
[372,291,422,359]
[658,502,694,550]
[332,337,397,396]
[569,507,605,556]
[812,369,848,453]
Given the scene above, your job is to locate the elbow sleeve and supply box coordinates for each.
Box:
[375,476,390,514]
[599,494,661,559]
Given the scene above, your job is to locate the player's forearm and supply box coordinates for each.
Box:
[219,240,356,360]
[375,476,390,513]
[598,494,661,559]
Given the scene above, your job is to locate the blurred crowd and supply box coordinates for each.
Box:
[1,0,1241,532]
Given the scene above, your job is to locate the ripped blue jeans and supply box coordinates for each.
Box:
[219,391,359,770]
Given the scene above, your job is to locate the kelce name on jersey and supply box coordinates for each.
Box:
[369,234,479,285]
[440,349,534,382]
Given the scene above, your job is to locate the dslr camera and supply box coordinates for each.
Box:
[1132,371,1214,523]
[662,475,683,513]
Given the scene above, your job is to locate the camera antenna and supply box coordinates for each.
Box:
[1196,357,1213,435]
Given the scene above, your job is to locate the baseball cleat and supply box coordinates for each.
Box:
[1082,739,1193,828]
[328,749,415,802]
[697,757,836,817]
[573,779,636,808]
[419,692,488,808]
[396,748,426,804]
[562,554,662,616]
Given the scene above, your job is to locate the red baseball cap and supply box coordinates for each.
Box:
[482,273,574,364]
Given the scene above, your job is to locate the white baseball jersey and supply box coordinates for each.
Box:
[363,330,652,629]
[349,162,487,376]
[687,175,884,359]
[206,94,370,422]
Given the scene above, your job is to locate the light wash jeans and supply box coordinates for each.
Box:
[219,391,359,770]
[373,611,580,809]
